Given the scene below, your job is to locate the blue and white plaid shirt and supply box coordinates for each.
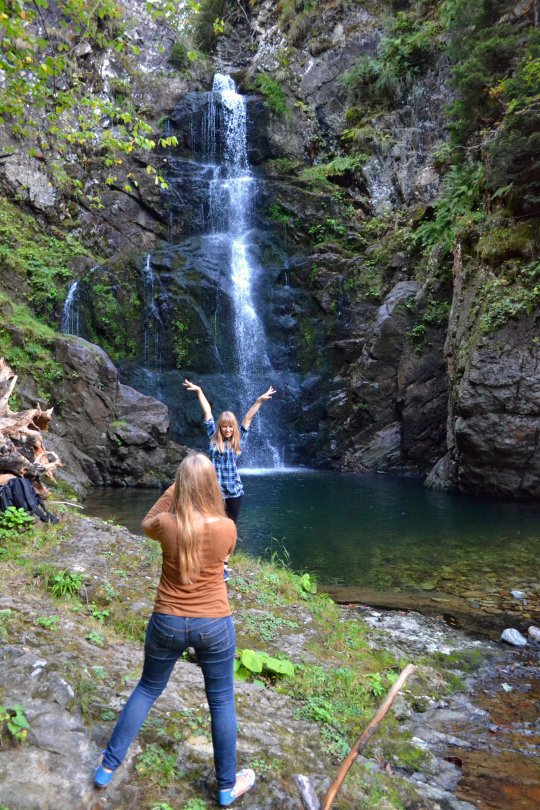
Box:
[205,418,248,498]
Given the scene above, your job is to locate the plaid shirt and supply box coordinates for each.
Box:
[205,418,248,498]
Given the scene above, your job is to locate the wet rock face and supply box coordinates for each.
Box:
[50,335,186,492]
[428,310,540,498]
[336,282,448,473]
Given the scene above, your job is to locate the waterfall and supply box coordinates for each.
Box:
[201,74,281,467]
[141,254,163,371]
[60,281,81,335]
[124,73,293,467]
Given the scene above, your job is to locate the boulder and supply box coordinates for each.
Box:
[51,335,187,491]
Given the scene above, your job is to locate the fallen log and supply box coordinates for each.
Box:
[295,663,416,810]
[0,358,61,490]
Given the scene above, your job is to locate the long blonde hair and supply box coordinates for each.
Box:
[169,453,225,584]
[211,411,242,454]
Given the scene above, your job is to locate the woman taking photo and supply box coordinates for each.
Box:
[93,453,255,806]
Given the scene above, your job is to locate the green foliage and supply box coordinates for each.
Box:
[85,272,140,361]
[0,506,34,536]
[169,39,192,69]
[135,743,178,786]
[171,316,198,369]
[88,603,110,622]
[414,161,485,256]
[477,223,536,262]
[341,6,442,118]
[382,10,442,78]
[182,800,208,810]
[86,630,105,647]
[0,703,30,744]
[35,615,60,630]
[267,202,291,226]
[277,0,319,45]
[0,0,183,200]
[406,296,451,349]
[0,198,86,318]
[253,73,289,117]
[192,0,227,52]
[243,612,299,643]
[341,57,399,111]
[0,609,13,642]
[480,260,540,333]
[234,648,295,682]
[442,0,540,214]
[308,217,348,245]
[299,156,366,191]
[46,569,83,599]
[299,572,317,594]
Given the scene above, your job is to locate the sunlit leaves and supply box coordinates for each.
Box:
[0,0,186,203]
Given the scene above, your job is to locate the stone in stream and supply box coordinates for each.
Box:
[500,628,528,647]
[528,625,540,642]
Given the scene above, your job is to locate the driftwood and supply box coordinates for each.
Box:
[0,358,61,492]
[295,663,416,810]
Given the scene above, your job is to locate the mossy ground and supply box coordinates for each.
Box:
[0,505,480,808]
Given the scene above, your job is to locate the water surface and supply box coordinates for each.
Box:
[84,470,540,599]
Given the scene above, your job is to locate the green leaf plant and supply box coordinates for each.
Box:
[234,648,295,683]
[0,703,30,744]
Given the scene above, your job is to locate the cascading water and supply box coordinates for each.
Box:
[195,74,282,466]
[141,254,163,371]
[60,281,81,336]
[120,73,304,467]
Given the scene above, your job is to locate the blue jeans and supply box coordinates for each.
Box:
[102,614,237,790]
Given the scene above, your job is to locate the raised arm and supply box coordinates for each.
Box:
[183,379,212,421]
[242,386,276,429]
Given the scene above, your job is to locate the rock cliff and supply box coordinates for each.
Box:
[0,0,538,497]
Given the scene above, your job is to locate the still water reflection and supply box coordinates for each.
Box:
[83,470,540,594]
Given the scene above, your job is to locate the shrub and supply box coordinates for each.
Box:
[414,161,486,256]
[169,40,190,69]
[253,73,289,117]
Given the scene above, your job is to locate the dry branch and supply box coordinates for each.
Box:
[296,663,417,810]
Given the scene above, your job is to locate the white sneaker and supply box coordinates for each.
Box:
[218,769,256,806]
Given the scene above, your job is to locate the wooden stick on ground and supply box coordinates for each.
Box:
[295,663,416,810]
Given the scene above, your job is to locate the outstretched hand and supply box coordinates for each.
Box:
[258,386,276,402]
[183,378,201,393]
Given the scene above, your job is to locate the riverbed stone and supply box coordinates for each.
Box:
[528,625,540,642]
[500,628,528,646]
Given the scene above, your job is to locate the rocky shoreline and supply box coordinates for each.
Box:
[0,510,538,809]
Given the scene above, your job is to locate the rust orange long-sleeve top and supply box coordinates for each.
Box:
[141,486,236,617]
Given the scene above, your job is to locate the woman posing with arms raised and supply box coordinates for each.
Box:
[93,453,255,806]
[183,380,276,526]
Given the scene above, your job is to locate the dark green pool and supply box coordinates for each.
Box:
[83,470,540,601]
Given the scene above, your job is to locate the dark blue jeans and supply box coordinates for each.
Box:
[102,614,237,790]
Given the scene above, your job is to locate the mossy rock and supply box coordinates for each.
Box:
[477,222,537,261]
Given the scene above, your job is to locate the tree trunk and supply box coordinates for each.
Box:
[0,358,61,489]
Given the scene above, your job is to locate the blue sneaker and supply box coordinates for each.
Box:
[218,769,255,806]
[223,564,231,582]
[94,752,114,789]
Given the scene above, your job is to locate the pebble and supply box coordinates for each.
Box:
[528,625,540,642]
[500,628,528,647]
